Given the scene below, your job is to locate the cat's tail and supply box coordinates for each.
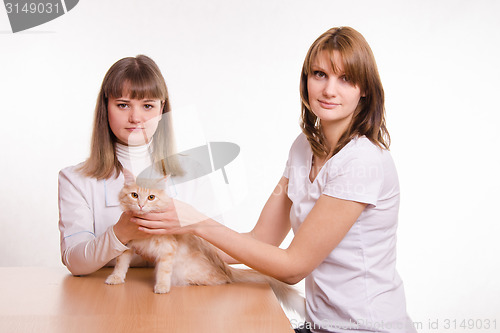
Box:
[228,267,305,318]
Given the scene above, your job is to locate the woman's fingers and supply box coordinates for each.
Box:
[135,219,182,235]
[137,226,169,234]
[137,211,174,221]
[133,216,170,229]
[128,199,208,235]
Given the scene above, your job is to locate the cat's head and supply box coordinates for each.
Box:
[119,169,170,214]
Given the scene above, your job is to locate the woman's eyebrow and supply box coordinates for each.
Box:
[113,98,159,103]
[310,63,329,71]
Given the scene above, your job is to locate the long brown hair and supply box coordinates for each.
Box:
[79,55,183,179]
[300,26,390,159]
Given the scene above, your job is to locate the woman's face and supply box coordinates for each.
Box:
[307,50,362,129]
[107,95,163,146]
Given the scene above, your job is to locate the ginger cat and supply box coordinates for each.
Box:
[105,169,304,315]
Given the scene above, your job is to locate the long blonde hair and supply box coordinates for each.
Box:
[79,55,183,179]
[300,27,390,158]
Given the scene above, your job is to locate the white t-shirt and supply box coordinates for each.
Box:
[284,133,415,333]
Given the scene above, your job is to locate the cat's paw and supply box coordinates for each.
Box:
[154,283,171,294]
[105,274,125,285]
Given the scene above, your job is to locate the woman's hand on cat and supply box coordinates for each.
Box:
[131,199,209,235]
[113,211,156,244]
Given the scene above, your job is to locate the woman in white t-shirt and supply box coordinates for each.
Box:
[130,27,416,333]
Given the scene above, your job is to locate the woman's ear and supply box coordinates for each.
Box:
[160,100,166,118]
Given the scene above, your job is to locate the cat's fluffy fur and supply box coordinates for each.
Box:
[105,170,304,316]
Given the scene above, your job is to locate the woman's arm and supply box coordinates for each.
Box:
[217,177,293,264]
[61,226,128,275]
[249,177,293,245]
[192,195,365,284]
[134,177,366,284]
[58,168,152,275]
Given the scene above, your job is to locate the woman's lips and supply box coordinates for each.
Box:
[126,127,145,132]
[318,100,340,109]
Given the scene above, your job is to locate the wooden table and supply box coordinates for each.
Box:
[0,267,294,332]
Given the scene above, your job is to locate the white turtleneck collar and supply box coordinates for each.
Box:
[115,141,153,177]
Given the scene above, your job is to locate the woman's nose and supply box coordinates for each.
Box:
[128,107,141,123]
[323,78,338,97]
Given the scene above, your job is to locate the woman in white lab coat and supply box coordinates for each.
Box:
[58,55,187,275]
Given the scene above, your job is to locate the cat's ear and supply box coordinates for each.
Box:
[122,169,136,185]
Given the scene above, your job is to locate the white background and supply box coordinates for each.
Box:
[1,0,499,331]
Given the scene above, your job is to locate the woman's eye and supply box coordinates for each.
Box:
[131,192,138,199]
[117,103,128,109]
[340,75,350,82]
[144,104,153,110]
[313,71,326,78]
[148,195,155,201]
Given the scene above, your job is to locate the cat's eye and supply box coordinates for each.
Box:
[131,192,138,199]
[148,195,155,201]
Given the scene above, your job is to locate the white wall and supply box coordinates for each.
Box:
[1,1,499,331]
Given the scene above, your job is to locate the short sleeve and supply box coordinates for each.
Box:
[322,146,384,207]
[282,157,290,179]
[283,133,308,180]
